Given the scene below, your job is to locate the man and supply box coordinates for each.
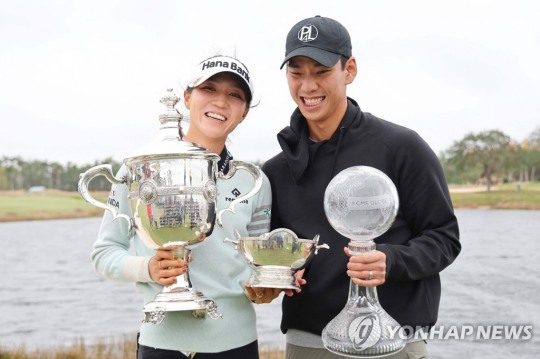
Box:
[258,15,461,358]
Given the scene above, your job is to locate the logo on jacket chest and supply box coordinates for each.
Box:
[225,188,248,204]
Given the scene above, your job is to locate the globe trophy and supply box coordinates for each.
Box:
[225,228,329,289]
[78,89,262,324]
[321,166,405,357]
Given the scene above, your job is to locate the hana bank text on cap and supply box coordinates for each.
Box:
[281,15,352,69]
[187,56,254,102]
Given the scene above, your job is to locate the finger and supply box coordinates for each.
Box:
[159,276,177,286]
[244,285,258,301]
[283,289,295,297]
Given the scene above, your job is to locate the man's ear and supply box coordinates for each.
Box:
[345,56,357,84]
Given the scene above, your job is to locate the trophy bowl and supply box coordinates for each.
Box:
[78,89,262,324]
[226,228,329,289]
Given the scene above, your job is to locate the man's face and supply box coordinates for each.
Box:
[285,56,355,128]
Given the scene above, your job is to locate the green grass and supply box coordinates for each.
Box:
[0,193,85,213]
[450,182,540,209]
[0,190,107,221]
[1,182,540,223]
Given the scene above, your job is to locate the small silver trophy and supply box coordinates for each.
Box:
[78,89,262,324]
[321,166,405,357]
[226,228,328,289]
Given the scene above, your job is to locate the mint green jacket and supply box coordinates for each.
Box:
[92,164,272,352]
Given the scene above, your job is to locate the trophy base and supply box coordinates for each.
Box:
[142,288,222,324]
[325,346,404,359]
[249,265,299,290]
[322,295,405,358]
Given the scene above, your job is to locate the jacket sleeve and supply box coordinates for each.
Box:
[377,133,461,282]
[246,170,272,237]
[91,165,153,284]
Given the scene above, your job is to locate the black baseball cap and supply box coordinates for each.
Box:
[280,15,352,69]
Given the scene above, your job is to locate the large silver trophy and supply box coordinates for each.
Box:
[78,89,262,324]
[321,166,405,357]
[226,228,328,289]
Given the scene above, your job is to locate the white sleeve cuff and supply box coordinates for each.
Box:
[124,256,153,283]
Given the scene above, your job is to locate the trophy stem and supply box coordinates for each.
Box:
[162,243,191,293]
[321,240,405,358]
[142,242,223,324]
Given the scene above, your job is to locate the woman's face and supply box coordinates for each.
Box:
[184,72,250,145]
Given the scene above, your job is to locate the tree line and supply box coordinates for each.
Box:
[440,128,540,190]
[0,157,122,191]
[1,127,539,192]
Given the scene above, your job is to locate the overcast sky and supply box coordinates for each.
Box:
[1,0,539,165]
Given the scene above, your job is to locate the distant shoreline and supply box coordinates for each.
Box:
[1,185,539,223]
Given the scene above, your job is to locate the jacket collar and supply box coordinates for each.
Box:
[277,98,361,183]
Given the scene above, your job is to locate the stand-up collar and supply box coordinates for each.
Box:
[277,98,361,183]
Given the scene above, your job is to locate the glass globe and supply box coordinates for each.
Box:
[324,166,398,242]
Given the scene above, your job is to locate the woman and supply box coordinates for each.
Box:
[91,55,272,359]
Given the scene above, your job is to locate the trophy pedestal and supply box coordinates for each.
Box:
[249,265,298,290]
[143,287,221,324]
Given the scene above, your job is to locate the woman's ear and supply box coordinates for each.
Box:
[242,108,250,120]
[183,90,191,109]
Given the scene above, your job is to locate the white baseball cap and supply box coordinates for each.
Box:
[186,55,255,104]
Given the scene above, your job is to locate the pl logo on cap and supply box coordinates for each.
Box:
[298,25,318,42]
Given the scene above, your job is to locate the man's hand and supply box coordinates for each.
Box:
[344,247,386,287]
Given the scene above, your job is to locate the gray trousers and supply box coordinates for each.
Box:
[285,341,429,359]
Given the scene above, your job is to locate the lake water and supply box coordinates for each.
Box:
[0,209,539,358]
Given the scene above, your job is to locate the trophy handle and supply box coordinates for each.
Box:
[312,234,330,254]
[216,160,263,227]
[78,164,134,230]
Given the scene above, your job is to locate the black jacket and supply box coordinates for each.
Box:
[262,98,461,335]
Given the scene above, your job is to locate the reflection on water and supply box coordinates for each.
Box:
[0,209,539,358]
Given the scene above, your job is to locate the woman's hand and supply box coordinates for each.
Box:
[149,246,188,286]
[244,285,283,304]
[244,268,307,303]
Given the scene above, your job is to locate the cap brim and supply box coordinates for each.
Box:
[189,67,254,99]
[280,47,341,69]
